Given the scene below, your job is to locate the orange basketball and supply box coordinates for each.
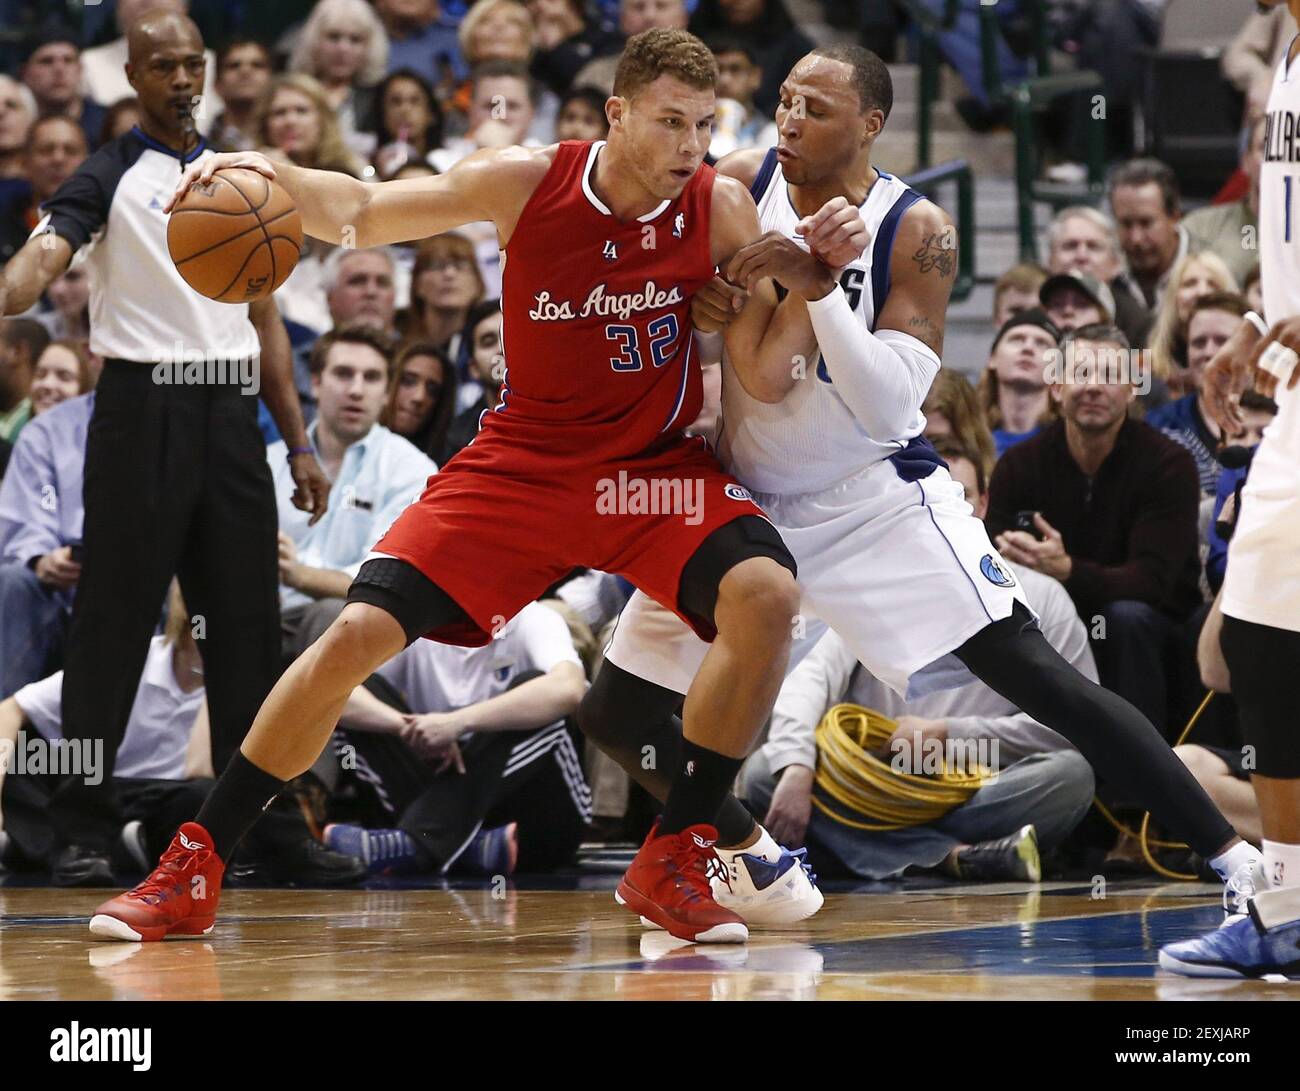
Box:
[167,168,303,304]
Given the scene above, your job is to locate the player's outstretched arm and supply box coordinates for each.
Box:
[805,200,953,440]
[0,233,73,317]
[165,146,548,249]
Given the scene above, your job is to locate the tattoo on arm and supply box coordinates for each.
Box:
[912,232,957,279]
[907,313,943,353]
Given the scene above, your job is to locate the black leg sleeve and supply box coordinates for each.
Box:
[576,661,757,846]
[954,604,1237,859]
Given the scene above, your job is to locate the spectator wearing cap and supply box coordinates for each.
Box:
[986,324,1203,738]
[1148,292,1249,498]
[708,38,777,158]
[977,309,1060,459]
[1,116,89,267]
[79,0,222,133]
[272,326,436,664]
[375,0,467,87]
[992,262,1047,329]
[0,76,37,181]
[1045,205,1152,348]
[20,22,107,152]
[1039,269,1114,335]
[1184,115,1262,288]
[211,40,273,153]
[1108,158,1191,313]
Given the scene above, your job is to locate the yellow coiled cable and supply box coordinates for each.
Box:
[811,703,994,831]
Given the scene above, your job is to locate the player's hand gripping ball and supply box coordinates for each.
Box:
[167,168,302,303]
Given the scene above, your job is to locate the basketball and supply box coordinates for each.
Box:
[166,168,303,303]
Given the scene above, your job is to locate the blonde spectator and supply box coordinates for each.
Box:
[992,262,1048,328]
[1147,251,1238,392]
[923,368,996,483]
[459,0,536,65]
[258,74,363,177]
[289,0,390,160]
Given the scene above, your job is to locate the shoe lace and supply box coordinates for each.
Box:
[1223,859,1260,917]
[788,846,818,887]
[666,836,731,903]
[133,838,211,903]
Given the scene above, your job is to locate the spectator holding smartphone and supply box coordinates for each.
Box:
[985,324,1203,739]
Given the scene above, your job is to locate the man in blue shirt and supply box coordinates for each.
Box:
[0,390,91,698]
[272,325,436,663]
[376,0,467,85]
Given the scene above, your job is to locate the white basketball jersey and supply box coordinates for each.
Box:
[716,153,928,495]
[1221,46,1300,632]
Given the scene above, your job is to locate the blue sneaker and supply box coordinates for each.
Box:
[1159,888,1300,979]
[454,823,518,877]
[323,824,422,875]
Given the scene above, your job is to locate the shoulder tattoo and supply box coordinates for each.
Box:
[912,230,957,280]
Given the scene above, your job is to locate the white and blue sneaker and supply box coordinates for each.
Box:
[1159,886,1300,979]
[711,845,824,928]
[323,824,422,875]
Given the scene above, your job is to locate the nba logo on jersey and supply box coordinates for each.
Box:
[602,240,618,261]
[673,212,685,238]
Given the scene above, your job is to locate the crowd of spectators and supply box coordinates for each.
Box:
[0,1,1280,886]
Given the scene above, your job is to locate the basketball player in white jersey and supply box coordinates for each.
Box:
[1160,0,1300,979]
[578,45,1260,930]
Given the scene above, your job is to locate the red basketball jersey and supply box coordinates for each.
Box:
[471,140,717,469]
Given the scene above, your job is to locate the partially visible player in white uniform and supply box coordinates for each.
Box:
[1160,0,1300,979]
[578,45,1258,931]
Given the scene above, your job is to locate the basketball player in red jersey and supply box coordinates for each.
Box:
[88,29,868,945]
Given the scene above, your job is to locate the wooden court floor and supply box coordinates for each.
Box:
[3,877,1300,1000]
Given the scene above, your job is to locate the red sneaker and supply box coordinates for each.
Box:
[89,823,225,942]
[616,823,748,943]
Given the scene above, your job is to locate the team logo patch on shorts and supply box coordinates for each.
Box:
[724,484,753,502]
[980,553,1017,587]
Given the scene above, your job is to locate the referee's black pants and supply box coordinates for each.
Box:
[48,360,280,850]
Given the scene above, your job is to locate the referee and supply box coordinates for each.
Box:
[0,12,337,885]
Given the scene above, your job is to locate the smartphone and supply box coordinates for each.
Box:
[68,541,84,563]
[1014,511,1045,541]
